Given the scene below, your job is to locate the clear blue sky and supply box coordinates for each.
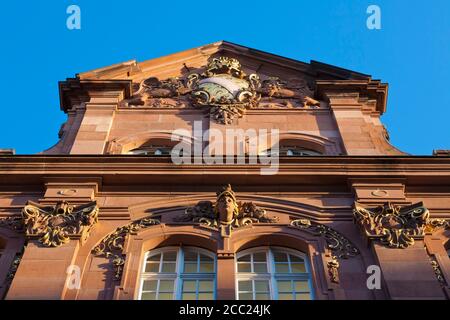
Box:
[0,0,449,155]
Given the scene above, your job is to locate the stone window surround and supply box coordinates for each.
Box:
[106,224,348,300]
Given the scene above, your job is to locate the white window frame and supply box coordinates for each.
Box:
[137,246,217,300]
[235,246,314,300]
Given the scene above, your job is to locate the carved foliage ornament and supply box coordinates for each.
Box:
[22,201,99,247]
[92,217,160,281]
[290,219,360,259]
[353,202,449,249]
[175,184,278,229]
[290,219,359,284]
[121,56,320,124]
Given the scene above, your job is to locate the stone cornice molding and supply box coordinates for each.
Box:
[1,156,450,188]
[316,79,387,114]
[58,79,133,113]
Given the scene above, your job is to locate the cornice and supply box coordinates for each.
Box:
[0,156,449,186]
[58,79,133,113]
[316,79,388,114]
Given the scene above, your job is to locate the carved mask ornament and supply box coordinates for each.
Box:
[214,184,239,225]
[353,202,449,248]
[175,184,278,229]
[22,200,99,247]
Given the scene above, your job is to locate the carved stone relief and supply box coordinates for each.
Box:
[92,217,160,281]
[120,56,322,124]
[175,184,278,230]
[290,218,360,284]
[353,202,449,249]
[0,200,99,247]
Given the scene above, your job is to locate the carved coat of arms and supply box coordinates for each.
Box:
[121,56,321,124]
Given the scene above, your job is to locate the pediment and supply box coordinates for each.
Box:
[77,40,371,83]
[60,41,387,116]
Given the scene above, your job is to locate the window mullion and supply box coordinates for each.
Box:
[175,247,184,300]
[268,248,278,300]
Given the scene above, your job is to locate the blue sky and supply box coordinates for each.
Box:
[0,0,449,155]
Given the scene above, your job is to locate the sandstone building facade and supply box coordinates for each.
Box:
[0,41,449,300]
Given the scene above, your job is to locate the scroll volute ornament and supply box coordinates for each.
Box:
[175,184,278,229]
[22,200,99,247]
[353,201,449,249]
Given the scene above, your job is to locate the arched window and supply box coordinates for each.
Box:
[236,247,313,300]
[127,145,173,156]
[259,146,322,157]
[138,247,216,300]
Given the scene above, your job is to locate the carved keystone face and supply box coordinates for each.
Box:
[217,195,236,224]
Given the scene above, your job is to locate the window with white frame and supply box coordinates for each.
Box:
[236,247,313,300]
[138,247,216,300]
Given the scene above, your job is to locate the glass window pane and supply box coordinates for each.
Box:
[254,280,269,292]
[200,254,213,262]
[237,263,251,272]
[182,280,196,292]
[182,293,196,300]
[253,252,266,262]
[145,262,160,272]
[147,254,161,262]
[199,262,214,273]
[277,280,292,292]
[289,255,304,263]
[142,280,157,291]
[239,293,253,300]
[291,263,306,273]
[198,293,213,300]
[238,254,251,262]
[275,263,290,273]
[295,281,309,292]
[199,280,214,292]
[163,251,177,262]
[296,293,312,300]
[159,280,174,292]
[278,293,294,300]
[238,280,252,292]
[158,293,173,300]
[184,251,197,262]
[184,262,197,273]
[141,292,156,300]
[273,252,288,262]
[253,263,267,273]
[161,262,176,273]
[255,293,270,300]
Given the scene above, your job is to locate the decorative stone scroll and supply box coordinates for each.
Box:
[353,202,449,249]
[290,218,360,284]
[92,217,160,281]
[290,219,360,259]
[0,201,99,248]
[121,56,321,124]
[175,184,278,230]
